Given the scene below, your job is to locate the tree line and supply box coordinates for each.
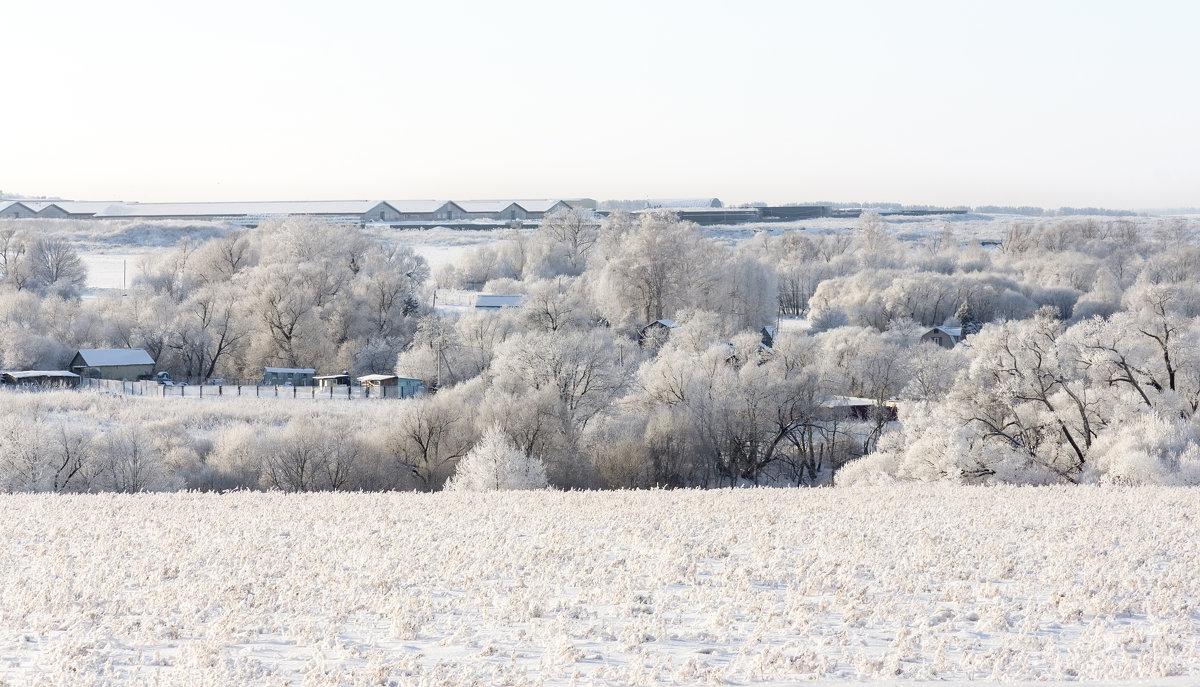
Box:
[0,209,1198,491]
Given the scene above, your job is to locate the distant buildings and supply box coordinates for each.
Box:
[0,199,588,228]
[0,197,970,228]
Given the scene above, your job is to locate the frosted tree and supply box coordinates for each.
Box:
[445,425,547,491]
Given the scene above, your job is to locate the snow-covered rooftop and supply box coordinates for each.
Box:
[475,294,524,309]
[456,200,520,213]
[929,326,963,337]
[357,374,399,382]
[33,201,124,216]
[74,349,155,367]
[3,370,80,379]
[385,200,450,213]
[515,199,569,213]
[93,201,384,218]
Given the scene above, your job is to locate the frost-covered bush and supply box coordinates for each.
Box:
[445,426,547,491]
[1083,412,1200,485]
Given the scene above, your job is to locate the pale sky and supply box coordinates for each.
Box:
[2,1,1197,208]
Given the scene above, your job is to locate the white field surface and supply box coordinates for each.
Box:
[1,488,1197,686]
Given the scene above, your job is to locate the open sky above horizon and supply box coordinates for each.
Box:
[2,1,1197,209]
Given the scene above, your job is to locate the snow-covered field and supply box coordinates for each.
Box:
[1,487,1197,685]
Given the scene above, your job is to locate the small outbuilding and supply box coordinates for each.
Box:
[357,374,422,398]
[262,367,316,386]
[313,372,352,388]
[69,349,156,380]
[2,370,81,388]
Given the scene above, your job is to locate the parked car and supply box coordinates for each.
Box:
[208,378,226,386]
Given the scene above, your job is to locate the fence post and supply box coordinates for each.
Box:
[180,385,184,397]
[199,385,203,398]
[293,385,297,398]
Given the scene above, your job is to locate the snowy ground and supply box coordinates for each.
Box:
[1,487,1197,685]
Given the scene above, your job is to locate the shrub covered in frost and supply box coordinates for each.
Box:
[446,425,547,491]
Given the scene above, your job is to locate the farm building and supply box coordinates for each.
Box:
[91,200,394,226]
[313,373,352,388]
[262,367,316,386]
[2,370,80,388]
[0,201,37,218]
[24,201,121,218]
[1,198,582,227]
[357,374,422,398]
[69,349,155,380]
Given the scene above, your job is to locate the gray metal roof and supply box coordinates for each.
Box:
[75,349,155,367]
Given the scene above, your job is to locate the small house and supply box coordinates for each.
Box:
[760,326,777,349]
[921,326,963,349]
[2,370,80,388]
[638,319,677,347]
[69,349,156,380]
[262,367,316,386]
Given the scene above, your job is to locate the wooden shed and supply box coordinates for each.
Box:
[2,370,80,388]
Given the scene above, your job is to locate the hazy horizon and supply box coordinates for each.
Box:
[3,1,1197,208]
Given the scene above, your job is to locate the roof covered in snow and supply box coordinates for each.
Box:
[475,294,525,309]
[357,374,399,382]
[32,201,123,215]
[3,370,80,379]
[385,200,452,213]
[645,198,722,209]
[93,201,385,218]
[74,349,155,367]
[928,326,963,337]
[514,199,571,213]
[456,200,520,213]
